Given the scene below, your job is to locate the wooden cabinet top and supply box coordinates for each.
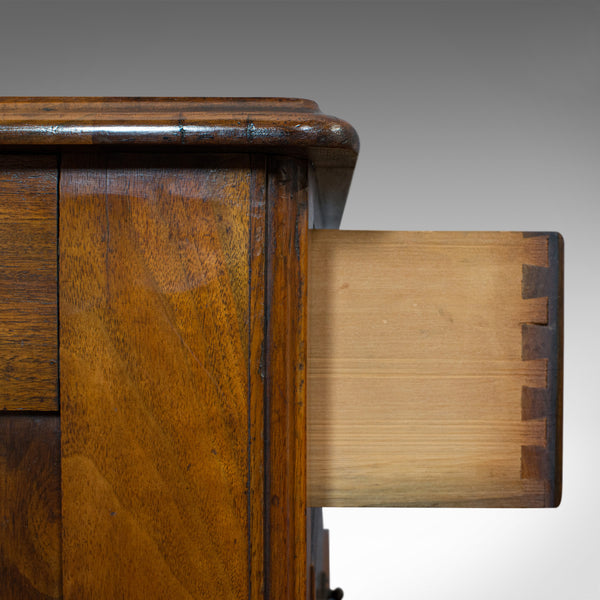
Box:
[0,97,358,226]
[0,97,359,158]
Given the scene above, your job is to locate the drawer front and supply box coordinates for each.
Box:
[0,155,58,411]
[0,414,62,598]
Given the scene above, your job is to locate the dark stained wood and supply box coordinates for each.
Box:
[0,414,62,599]
[60,152,254,599]
[0,98,357,230]
[0,98,343,599]
[0,155,58,411]
[521,232,563,507]
[0,97,358,156]
[265,156,309,600]
[248,155,267,600]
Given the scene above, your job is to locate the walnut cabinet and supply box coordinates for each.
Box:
[0,98,562,599]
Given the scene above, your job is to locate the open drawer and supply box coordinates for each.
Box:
[307,230,563,508]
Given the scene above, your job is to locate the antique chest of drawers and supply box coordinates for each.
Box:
[0,98,562,599]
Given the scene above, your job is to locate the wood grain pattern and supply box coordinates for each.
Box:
[0,99,341,597]
[0,415,62,599]
[265,157,308,600]
[0,98,358,157]
[59,150,311,599]
[308,231,561,507]
[0,97,358,233]
[248,155,267,600]
[0,155,57,411]
[60,152,254,599]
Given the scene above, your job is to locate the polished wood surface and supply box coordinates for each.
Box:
[0,98,357,229]
[0,415,62,599]
[60,152,254,599]
[308,231,562,507]
[265,157,308,600]
[0,98,358,156]
[59,151,310,599]
[0,96,567,598]
[247,156,267,600]
[0,97,347,599]
[0,155,57,411]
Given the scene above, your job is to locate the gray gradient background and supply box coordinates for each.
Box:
[1,1,598,598]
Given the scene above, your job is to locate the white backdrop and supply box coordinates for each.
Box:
[2,1,598,597]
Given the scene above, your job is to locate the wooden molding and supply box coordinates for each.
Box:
[0,97,357,152]
[264,156,309,600]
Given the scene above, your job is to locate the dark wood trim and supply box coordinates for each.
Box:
[248,154,267,600]
[264,156,309,600]
[521,232,563,507]
[0,98,358,156]
[0,98,357,234]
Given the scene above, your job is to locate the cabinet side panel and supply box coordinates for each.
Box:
[0,414,62,599]
[60,152,254,599]
[0,155,58,411]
